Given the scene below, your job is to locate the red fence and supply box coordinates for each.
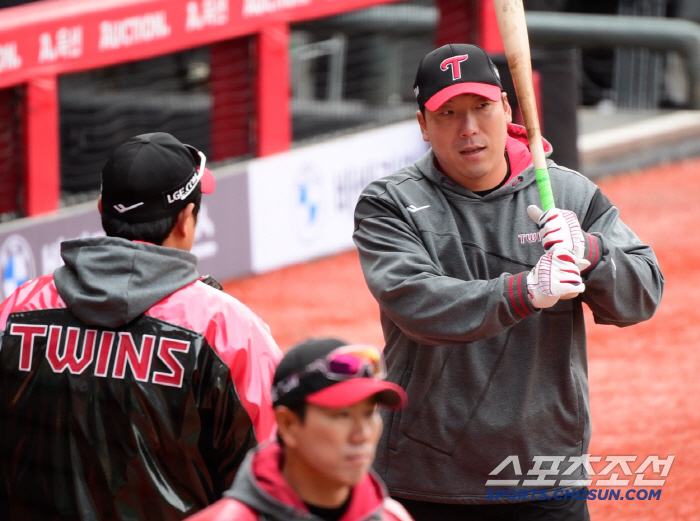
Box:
[0,0,502,217]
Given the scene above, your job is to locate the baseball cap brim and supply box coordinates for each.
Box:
[200,167,216,194]
[306,378,408,410]
[425,83,502,111]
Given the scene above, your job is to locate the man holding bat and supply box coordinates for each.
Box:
[352,44,663,520]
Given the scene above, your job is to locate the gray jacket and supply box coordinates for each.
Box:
[352,125,664,504]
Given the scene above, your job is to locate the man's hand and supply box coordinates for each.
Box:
[527,205,590,271]
[527,249,585,308]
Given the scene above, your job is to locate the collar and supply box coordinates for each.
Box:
[250,443,387,520]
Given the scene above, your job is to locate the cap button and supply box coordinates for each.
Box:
[139,137,150,144]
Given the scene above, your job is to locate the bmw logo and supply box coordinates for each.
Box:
[0,234,36,300]
[295,168,323,241]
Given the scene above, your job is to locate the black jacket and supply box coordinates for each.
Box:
[0,237,281,520]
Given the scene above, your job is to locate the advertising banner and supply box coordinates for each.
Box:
[247,120,428,273]
[0,0,398,89]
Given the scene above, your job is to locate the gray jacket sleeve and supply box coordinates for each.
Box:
[353,196,537,347]
[580,203,664,326]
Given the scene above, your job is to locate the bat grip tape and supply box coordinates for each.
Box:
[535,168,555,211]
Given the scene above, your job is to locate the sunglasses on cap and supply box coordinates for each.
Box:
[184,144,207,182]
[271,344,387,403]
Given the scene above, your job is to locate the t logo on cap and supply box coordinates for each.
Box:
[414,43,503,112]
[441,54,468,81]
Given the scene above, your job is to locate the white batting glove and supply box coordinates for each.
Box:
[527,205,591,271]
[527,249,585,308]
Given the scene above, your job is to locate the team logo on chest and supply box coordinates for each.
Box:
[519,232,540,244]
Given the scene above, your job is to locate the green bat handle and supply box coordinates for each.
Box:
[535,168,555,211]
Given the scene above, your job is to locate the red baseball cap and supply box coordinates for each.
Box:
[306,376,407,410]
[271,338,407,410]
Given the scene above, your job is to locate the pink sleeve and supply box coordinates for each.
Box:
[0,276,61,330]
[0,289,19,330]
[148,282,283,442]
[221,310,282,442]
[383,498,415,521]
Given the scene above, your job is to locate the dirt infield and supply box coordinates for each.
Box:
[223,157,700,520]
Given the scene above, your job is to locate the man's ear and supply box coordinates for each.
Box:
[416,110,429,143]
[175,203,195,238]
[275,406,303,450]
[97,195,103,214]
[502,92,513,123]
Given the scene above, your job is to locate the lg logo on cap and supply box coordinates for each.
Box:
[441,54,468,81]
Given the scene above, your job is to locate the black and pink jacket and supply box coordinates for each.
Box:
[0,236,282,521]
[186,442,414,521]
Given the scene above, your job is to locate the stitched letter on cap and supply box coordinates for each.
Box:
[441,54,468,81]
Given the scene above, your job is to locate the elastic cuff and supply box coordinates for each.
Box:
[508,272,536,319]
[583,233,600,273]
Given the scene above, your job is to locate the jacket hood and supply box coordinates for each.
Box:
[225,442,388,521]
[505,122,553,177]
[53,236,200,328]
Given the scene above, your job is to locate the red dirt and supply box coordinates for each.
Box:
[223,157,700,520]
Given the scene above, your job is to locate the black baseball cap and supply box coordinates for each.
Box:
[101,132,216,223]
[271,338,407,410]
[414,43,503,111]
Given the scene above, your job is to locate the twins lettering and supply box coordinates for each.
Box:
[10,323,189,388]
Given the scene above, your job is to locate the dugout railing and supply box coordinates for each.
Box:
[526,11,700,110]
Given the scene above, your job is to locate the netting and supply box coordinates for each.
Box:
[58,38,253,203]
[0,86,22,220]
[289,0,438,143]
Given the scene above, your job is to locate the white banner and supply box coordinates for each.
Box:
[248,120,428,273]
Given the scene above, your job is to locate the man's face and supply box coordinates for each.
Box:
[418,92,512,192]
[286,398,383,489]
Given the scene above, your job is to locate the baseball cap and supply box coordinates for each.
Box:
[101,132,216,223]
[414,43,503,112]
[271,338,407,410]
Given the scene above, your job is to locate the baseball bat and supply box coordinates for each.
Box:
[493,0,583,299]
[493,0,555,211]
